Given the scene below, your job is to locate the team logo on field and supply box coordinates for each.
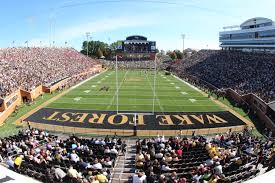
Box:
[25,108,246,130]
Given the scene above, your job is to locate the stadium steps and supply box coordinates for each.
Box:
[111,140,136,183]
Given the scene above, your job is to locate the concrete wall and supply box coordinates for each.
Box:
[0,67,102,125]
[0,90,22,125]
[226,89,274,132]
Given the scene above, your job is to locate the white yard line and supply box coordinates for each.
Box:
[83,90,91,93]
[57,97,210,102]
[71,70,107,89]
[63,93,207,98]
[172,75,201,92]
[49,102,217,107]
[189,98,197,103]
[181,91,188,95]
[145,72,164,112]
[107,70,129,110]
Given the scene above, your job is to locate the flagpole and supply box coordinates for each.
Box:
[86,32,90,57]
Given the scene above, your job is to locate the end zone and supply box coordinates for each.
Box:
[23,108,247,136]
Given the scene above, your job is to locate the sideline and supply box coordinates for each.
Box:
[15,70,107,125]
[173,75,201,92]
[172,74,255,127]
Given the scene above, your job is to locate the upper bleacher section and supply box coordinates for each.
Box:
[0,47,99,98]
[170,50,275,103]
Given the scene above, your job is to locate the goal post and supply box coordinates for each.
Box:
[114,54,159,115]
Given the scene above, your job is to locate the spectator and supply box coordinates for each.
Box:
[95,170,108,183]
[0,47,99,98]
[133,171,147,183]
[0,129,118,183]
[70,150,80,162]
[67,165,82,179]
[170,50,275,103]
[53,165,67,181]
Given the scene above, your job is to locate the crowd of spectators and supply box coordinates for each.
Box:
[58,72,100,91]
[100,60,156,69]
[170,50,275,103]
[0,128,274,183]
[134,129,275,183]
[0,128,124,183]
[0,47,99,98]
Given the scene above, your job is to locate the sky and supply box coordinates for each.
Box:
[1,0,275,51]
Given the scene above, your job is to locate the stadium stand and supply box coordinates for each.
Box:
[170,50,275,103]
[134,129,275,183]
[0,129,274,183]
[100,60,156,69]
[0,47,99,99]
[0,128,122,183]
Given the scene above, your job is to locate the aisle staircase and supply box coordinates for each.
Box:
[111,140,136,183]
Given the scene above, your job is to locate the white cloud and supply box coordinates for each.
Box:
[29,14,156,46]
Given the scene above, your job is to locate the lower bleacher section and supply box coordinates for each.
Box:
[134,131,272,183]
[0,129,122,183]
[0,128,274,183]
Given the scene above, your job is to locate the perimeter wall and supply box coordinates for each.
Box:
[0,66,102,126]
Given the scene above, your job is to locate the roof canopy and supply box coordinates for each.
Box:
[240,17,273,28]
[126,35,147,41]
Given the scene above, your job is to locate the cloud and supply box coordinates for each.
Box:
[29,14,156,46]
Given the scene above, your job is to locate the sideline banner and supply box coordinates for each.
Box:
[25,108,246,130]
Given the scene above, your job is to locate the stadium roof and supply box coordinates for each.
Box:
[240,17,273,28]
[124,40,149,44]
[126,35,147,41]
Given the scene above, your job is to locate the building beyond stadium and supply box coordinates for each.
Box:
[220,17,275,53]
[116,35,156,60]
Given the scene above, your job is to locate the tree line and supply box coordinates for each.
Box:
[80,40,119,59]
[80,40,195,60]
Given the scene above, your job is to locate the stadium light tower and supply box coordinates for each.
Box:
[90,36,94,53]
[86,32,90,57]
[181,34,185,53]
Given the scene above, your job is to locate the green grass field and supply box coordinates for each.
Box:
[47,70,223,112]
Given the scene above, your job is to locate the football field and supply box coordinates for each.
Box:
[47,70,223,112]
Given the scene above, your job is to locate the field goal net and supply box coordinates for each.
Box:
[114,55,160,116]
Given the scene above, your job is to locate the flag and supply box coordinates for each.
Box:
[116,55,123,59]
